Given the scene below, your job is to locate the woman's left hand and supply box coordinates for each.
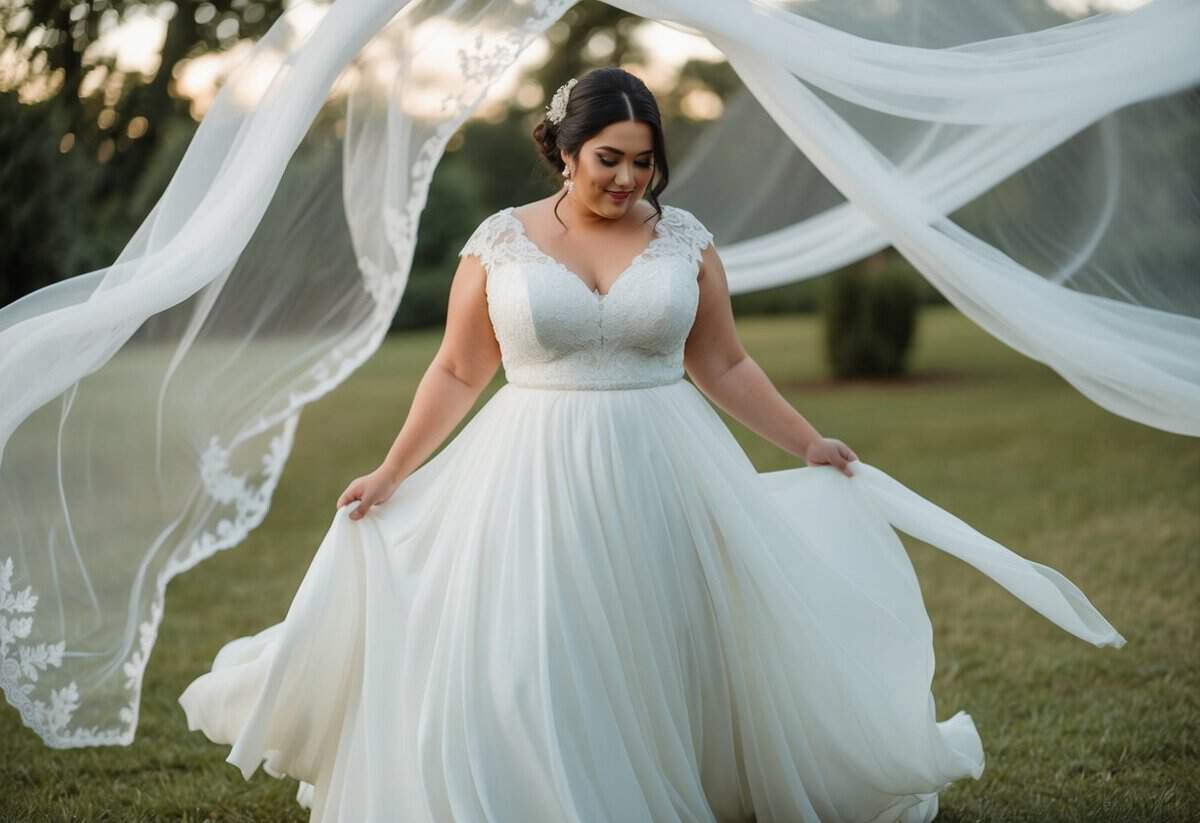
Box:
[805,437,859,477]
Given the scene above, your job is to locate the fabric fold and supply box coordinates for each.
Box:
[179,379,1123,821]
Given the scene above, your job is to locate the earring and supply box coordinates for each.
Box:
[562,166,574,192]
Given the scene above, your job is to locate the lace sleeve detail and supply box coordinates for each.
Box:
[458,211,507,271]
[458,207,535,272]
[664,205,714,270]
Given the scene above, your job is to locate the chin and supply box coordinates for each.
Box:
[600,195,632,211]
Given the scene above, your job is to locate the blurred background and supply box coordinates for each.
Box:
[3,0,1165,379]
[0,0,975,372]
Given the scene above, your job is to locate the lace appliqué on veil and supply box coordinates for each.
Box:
[2,0,581,753]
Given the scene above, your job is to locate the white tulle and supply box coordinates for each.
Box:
[178,204,1122,821]
[0,0,1185,756]
[179,378,1123,823]
[175,379,1123,820]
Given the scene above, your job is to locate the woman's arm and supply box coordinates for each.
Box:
[339,253,501,519]
[682,242,858,476]
[378,253,501,480]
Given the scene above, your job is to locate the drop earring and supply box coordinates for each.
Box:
[562,166,574,193]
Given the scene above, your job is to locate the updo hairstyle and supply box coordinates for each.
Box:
[531,67,669,228]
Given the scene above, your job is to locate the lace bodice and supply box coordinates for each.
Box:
[458,204,714,390]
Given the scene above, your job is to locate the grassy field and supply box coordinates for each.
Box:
[3,305,1197,822]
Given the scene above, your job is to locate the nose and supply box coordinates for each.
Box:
[614,162,634,187]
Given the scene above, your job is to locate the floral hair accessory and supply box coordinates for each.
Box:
[546,77,577,125]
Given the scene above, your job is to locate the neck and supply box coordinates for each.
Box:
[558,186,636,228]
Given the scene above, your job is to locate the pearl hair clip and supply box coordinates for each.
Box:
[546,78,577,125]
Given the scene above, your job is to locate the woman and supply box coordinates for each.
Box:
[179,67,1123,823]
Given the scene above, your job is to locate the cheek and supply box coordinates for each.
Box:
[586,164,609,183]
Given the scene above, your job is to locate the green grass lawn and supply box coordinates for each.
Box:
[3,305,1197,822]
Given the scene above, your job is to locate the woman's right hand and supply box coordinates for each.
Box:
[336,464,403,521]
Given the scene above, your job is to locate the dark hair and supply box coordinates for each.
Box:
[532,67,669,228]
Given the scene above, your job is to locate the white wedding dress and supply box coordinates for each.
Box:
[178,203,1124,823]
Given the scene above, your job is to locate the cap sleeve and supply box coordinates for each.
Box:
[666,205,715,269]
[458,211,508,271]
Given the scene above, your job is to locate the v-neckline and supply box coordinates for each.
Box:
[504,205,668,302]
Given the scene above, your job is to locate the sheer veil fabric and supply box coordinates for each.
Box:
[0,0,1194,750]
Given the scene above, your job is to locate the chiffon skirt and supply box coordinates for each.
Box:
[178,378,1124,823]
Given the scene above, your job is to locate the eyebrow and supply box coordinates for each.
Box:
[596,146,654,155]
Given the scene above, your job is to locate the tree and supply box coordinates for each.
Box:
[0,1,288,305]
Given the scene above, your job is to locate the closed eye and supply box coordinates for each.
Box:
[601,159,653,168]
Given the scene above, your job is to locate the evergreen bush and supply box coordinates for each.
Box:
[822,259,919,377]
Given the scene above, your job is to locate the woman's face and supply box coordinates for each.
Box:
[561,119,656,219]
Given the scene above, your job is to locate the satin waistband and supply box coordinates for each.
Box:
[506,376,685,391]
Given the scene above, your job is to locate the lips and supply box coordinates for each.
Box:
[607,191,631,201]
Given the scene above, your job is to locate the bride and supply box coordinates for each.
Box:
[179,67,1124,823]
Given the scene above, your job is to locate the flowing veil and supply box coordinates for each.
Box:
[1,0,1196,747]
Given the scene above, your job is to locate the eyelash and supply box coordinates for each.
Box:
[600,159,653,168]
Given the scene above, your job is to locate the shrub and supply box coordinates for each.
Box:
[822,259,920,377]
